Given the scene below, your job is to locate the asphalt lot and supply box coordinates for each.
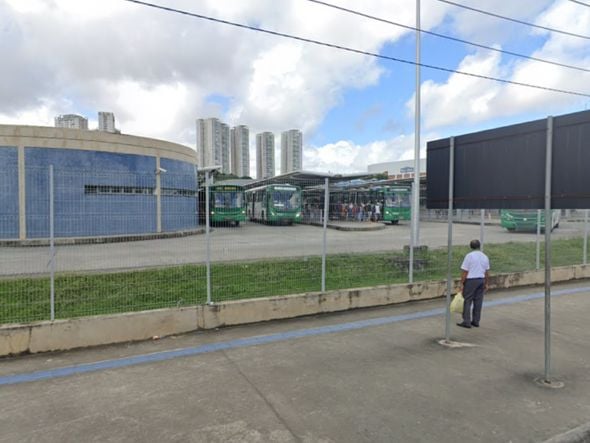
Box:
[0,220,587,276]
[1,281,589,442]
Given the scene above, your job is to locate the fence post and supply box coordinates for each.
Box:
[156,158,162,233]
[445,137,455,342]
[409,182,415,284]
[543,115,554,383]
[479,209,485,251]
[536,209,541,271]
[322,178,329,292]
[205,170,212,305]
[584,210,588,266]
[49,165,55,321]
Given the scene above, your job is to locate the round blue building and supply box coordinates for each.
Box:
[0,125,198,240]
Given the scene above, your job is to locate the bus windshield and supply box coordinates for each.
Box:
[214,191,243,209]
[271,190,300,210]
[384,191,410,208]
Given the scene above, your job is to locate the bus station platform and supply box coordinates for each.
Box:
[1,281,590,442]
[304,220,388,231]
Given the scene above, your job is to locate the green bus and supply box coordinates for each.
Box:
[500,209,560,232]
[199,184,246,226]
[381,186,411,224]
[312,184,411,224]
[246,184,302,225]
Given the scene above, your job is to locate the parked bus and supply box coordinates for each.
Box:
[500,209,560,232]
[198,184,246,226]
[381,186,411,224]
[246,184,302,225]
[303,184,411,224]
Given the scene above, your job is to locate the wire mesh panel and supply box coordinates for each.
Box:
[209,177,322,303]
[51,167,206,319]
[324,182,412,290]
[1,159,589,328]
[1,166,52,323]
[0,149,19,240]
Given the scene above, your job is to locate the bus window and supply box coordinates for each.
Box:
[385,194,398,207]
[214,192,224,207]
[214,191,243,208]
[399,192,410,208]
[272,190,300,210]
[385,191,410,208]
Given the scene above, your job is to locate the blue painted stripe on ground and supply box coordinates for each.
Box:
[1,285,588,386]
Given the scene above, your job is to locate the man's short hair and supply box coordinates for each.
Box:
[470,239,481,250]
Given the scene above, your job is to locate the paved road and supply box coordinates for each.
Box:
[1,281,589,442]
[0,220,586,276]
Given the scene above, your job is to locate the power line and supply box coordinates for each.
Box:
[569,0,590,6]
[121,0,590,99]
[305,0,590,73]
[435,0,590,40]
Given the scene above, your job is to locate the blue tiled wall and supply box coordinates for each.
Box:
[24,148,197,238]
[0,147,19,239]
[160,158,198,231]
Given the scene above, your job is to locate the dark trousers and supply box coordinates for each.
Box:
[463,278,485,325]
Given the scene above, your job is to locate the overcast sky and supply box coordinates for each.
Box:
[1,0,589,176]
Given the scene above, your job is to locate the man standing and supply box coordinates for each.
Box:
[457,239,490,328]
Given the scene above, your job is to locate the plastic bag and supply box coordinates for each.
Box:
[450,291,464,314]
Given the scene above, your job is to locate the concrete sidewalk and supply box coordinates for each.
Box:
[1,281,589,442]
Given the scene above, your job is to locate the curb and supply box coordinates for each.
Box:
[0,229,205,247]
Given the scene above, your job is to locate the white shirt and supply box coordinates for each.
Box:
[461,250,490,279]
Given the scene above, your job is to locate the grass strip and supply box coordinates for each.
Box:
[0,237,585,324]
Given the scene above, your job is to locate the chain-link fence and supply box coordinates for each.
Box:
[1,165,589,325]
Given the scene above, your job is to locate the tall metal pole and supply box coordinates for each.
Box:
[409,182,415,284]
[205,171,212,305]
[445,137,455,342]
[411,0,422,247]
[479,209,485,251]
[49,165,55,322]
[584,209,588,266]
[536,209,541,271]
[544,116,554,383]
[322,178,329,292]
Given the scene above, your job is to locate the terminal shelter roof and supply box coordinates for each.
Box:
[241,170,378,189]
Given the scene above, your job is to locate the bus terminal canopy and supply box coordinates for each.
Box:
[426,109,590,210]
[241,170,378,190]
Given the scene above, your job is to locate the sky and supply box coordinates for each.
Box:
[1,0,589,176]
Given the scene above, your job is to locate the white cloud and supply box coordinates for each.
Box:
[110,80,189,139]
[0,100,60,126]
[414,0,590,133]
[2,0,588,176]
[303,132,432,174]
[0,0,408,147]
[415,50,504,130]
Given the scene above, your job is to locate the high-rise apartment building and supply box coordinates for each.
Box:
[230,125,250,177]
[98,112,117,133]
[196,118,230,173]
[54,114,88,130]
[256,132,275,179]
[280,129,303,174]
[220,122,230,174]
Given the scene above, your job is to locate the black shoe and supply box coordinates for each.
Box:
[471,322,479,328]
[456,322,471,329]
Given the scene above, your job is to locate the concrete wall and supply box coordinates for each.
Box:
[2,264,589,357]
